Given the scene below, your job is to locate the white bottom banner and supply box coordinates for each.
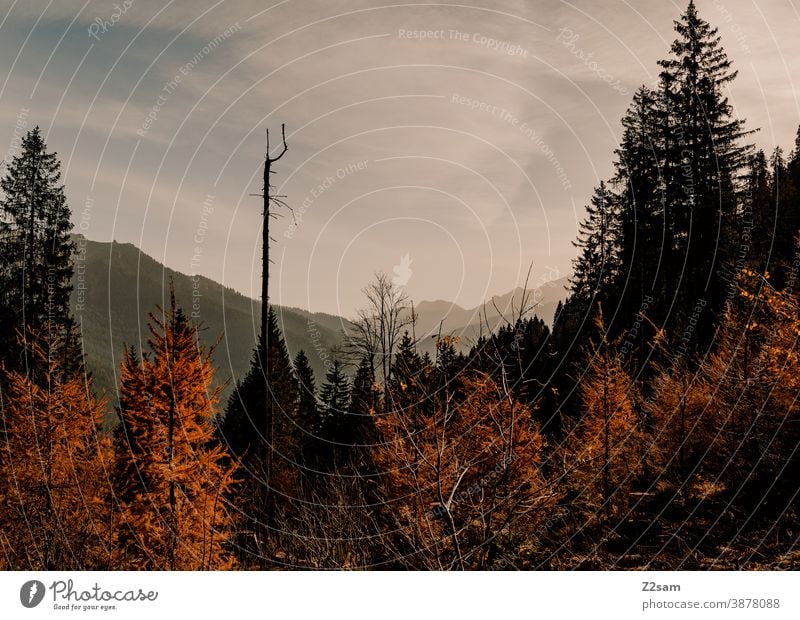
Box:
[2,571,797,619]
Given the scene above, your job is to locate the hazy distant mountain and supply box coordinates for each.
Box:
[410,277,569,352]
[70,236,569,410]
[69,235,350,410]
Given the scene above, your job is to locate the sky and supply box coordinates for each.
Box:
[0,0,798,317]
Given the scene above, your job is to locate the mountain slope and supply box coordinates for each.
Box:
[70,236,569,408]
[70,236,349,407]
[411,277,569,351]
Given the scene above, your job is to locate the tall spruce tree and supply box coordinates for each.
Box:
[220,306,299,461]
[344,355,378,469]
[315,360,350,467]
[556,1,754,367]
[657,0,752,337]
[350,355,376,416]
[768,148,800,285]
[787,125,800,193]
[745,150,774,277]
[569,182,620,315]
[388,331,425,412]
[218,306,299,565]
[0,127,76,374]
[613,87,666,338]
[293,349,317,440]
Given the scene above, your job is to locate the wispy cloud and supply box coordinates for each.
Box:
[2,0,798,315]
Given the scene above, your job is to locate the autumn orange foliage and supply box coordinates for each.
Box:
[374,370,555,569]
[566,315,647,521]
[0,331,111,569]
[111,291,237,570]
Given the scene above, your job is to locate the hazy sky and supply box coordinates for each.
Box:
[1,0,798,317]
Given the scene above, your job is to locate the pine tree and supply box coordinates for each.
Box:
[434,335,463,396]
[0,127,76,375]
[318,360,350,423]
[658,0,752,335]
[349,356,377,420]
[350,355,376,416]
[746,150,774,277]
[293,349,317,453]
[569,182,620,315]
[553,0,755,414]
[388,331,426,413]
[614,86,667,345]
[0,329,110,569]
[768,148,800,285]
[112,290,236,570]
[217,306,299,565]
[219,306,299,465]
[787,125,800,193]
[315,360,350,466]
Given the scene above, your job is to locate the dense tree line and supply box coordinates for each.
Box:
[1,1,799,569]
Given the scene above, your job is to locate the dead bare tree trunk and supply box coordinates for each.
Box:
[259,124,288,496]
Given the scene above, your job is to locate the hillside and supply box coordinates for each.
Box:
[70,236,568,409]
[411,278,568,346]
[70,235,349,408]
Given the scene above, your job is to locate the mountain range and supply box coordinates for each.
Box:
[410,278,568,347]
[69,235,568,410]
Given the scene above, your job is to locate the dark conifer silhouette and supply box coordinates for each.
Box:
[0,127,77,376]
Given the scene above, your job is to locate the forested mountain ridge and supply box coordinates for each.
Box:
[69,235,565,406]
[69,234,349,407]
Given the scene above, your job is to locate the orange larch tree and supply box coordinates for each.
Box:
[374,367,555,569]
[646,354,714,497]
[0,330,111,569]
[566,315,647,523]
[705,270,800,492]
[111,289,237,570]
